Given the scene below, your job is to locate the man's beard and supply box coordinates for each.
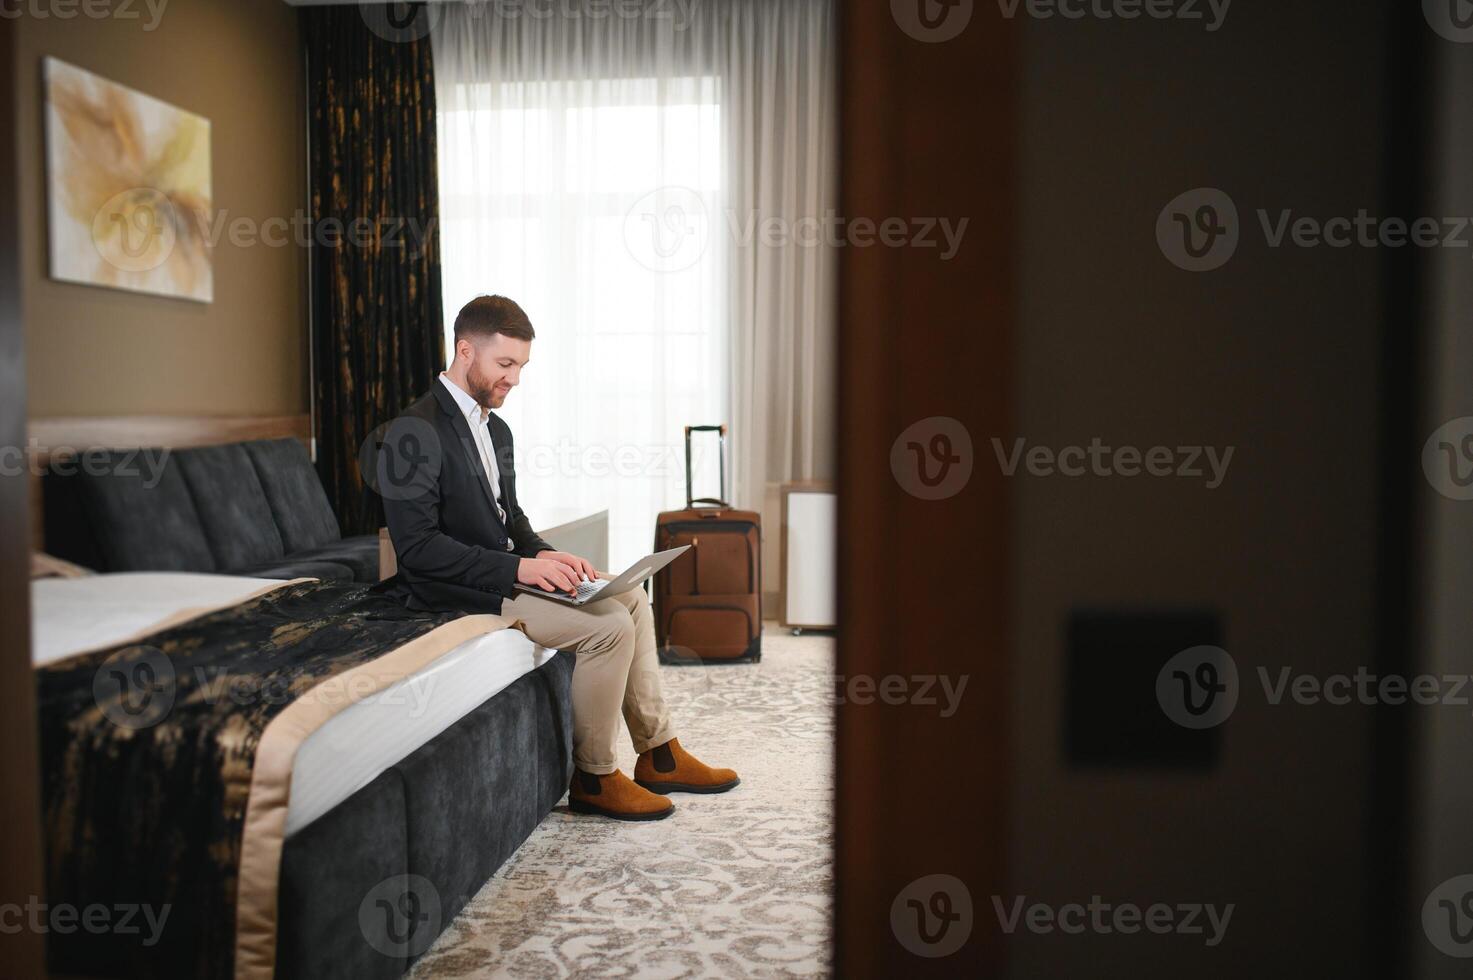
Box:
[466,363,504,408]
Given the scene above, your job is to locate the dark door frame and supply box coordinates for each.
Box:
[834,3,1015,975]
[0,17,47,978]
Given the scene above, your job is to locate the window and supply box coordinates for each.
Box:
[439,75,728,568]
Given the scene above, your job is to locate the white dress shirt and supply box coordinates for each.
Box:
[439,373,513,550]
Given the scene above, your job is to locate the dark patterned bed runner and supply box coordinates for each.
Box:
[36,580,460,979]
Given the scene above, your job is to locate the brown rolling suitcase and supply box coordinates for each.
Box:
[653,425,762,664]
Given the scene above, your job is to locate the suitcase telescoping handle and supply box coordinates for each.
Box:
[684,424,730,509]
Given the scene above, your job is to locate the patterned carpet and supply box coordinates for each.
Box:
[411,625,834,979]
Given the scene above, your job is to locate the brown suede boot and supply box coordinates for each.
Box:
[634,738,740,794]
[567,768,675,821]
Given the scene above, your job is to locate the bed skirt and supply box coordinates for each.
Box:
[42,645,574,979]
[274,649,574,979]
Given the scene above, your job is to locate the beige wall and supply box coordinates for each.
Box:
[15,0,306,419]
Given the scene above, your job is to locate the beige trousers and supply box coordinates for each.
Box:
[501,586,675,774]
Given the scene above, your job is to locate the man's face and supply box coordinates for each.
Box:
[463,333,531,409]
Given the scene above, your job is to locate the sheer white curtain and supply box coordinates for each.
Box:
[433,0,835,570]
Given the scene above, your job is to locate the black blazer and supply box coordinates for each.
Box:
[375,381,552,614]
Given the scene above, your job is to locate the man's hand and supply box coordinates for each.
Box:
[536,550,600,581]
[517,557,582,596]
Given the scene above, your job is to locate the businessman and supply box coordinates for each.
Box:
[376,295,738,821]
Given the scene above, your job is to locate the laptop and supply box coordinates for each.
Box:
[513,545,691,606]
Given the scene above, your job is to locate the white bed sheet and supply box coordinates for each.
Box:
[31,572,554,837]
[31,571,284,667]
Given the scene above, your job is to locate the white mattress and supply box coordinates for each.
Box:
[31,572,555,837]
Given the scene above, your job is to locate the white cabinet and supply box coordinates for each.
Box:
[780,484,836,630]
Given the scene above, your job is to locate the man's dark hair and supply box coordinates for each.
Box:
[454,295,535,344]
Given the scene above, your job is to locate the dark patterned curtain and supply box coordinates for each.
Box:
[302,3,445,536]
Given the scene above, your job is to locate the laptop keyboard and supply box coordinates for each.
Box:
[573,578,607,600]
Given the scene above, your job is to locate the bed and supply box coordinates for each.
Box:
[33,571,575,979]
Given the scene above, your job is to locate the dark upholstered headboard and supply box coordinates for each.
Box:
[28,415,311,553]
